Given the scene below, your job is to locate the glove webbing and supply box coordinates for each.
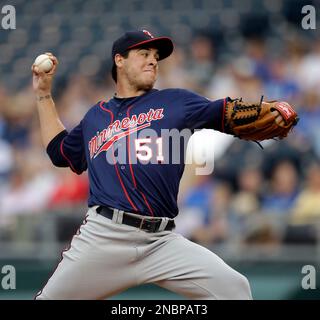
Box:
[231,95,263,126]
[233,96,265,149]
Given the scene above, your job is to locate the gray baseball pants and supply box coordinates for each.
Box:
[35,206,252,300]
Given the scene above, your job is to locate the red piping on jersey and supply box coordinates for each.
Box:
[127,105,154,217]
[99,101,138,211]
[127,105,138,189]
[99,100,111,112]
[60,138,81,174]
[140,191,154,216]
[221,98,226,133]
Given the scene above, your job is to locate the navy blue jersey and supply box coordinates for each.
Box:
[47,88,227,218]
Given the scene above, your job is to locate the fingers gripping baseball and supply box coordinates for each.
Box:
[32,53,59,95]
[224,97,299,141]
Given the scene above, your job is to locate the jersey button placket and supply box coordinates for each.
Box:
[115,111,122,162]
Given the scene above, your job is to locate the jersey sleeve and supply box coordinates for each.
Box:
[46,121,87,175]
[181,89,227,131]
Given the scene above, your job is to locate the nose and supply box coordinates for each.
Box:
[148,55,158,66]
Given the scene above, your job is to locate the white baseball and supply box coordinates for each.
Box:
[34,54,53,73]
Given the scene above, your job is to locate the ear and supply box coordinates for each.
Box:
[114,53,125,68]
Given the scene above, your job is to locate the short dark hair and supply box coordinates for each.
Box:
[112,51,130,83]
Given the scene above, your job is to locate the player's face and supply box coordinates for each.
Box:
[122,48,159,90]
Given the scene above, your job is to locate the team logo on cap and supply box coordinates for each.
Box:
[142,30,154,38]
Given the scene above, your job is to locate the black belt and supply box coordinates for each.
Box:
[96,206,175,233]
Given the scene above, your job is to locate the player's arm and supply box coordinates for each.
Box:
[182,90,298,141]
[31,52,65,148]
[32,53,87,174]
[45,121,87,174]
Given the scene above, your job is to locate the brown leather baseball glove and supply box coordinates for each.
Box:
[224,97,299,142]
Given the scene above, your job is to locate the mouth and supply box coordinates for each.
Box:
[143,69,155,74]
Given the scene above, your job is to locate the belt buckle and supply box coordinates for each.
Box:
[139,217,159,233]
[148,220,159,233]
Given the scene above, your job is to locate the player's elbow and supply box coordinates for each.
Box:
[48,154,69,168]
[46,130,69,167]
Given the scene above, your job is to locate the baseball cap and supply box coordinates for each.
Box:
[111,30,174,81]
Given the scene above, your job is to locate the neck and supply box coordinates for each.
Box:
[115,78,152,98]
[115,87,148,98]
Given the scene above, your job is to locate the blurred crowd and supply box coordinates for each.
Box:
[174,33,320,247]
[1,3,320,247]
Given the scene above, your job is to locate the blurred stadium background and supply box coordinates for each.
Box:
[1,0,320,299]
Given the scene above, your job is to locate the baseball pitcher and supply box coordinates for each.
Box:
[32,30,298,300]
